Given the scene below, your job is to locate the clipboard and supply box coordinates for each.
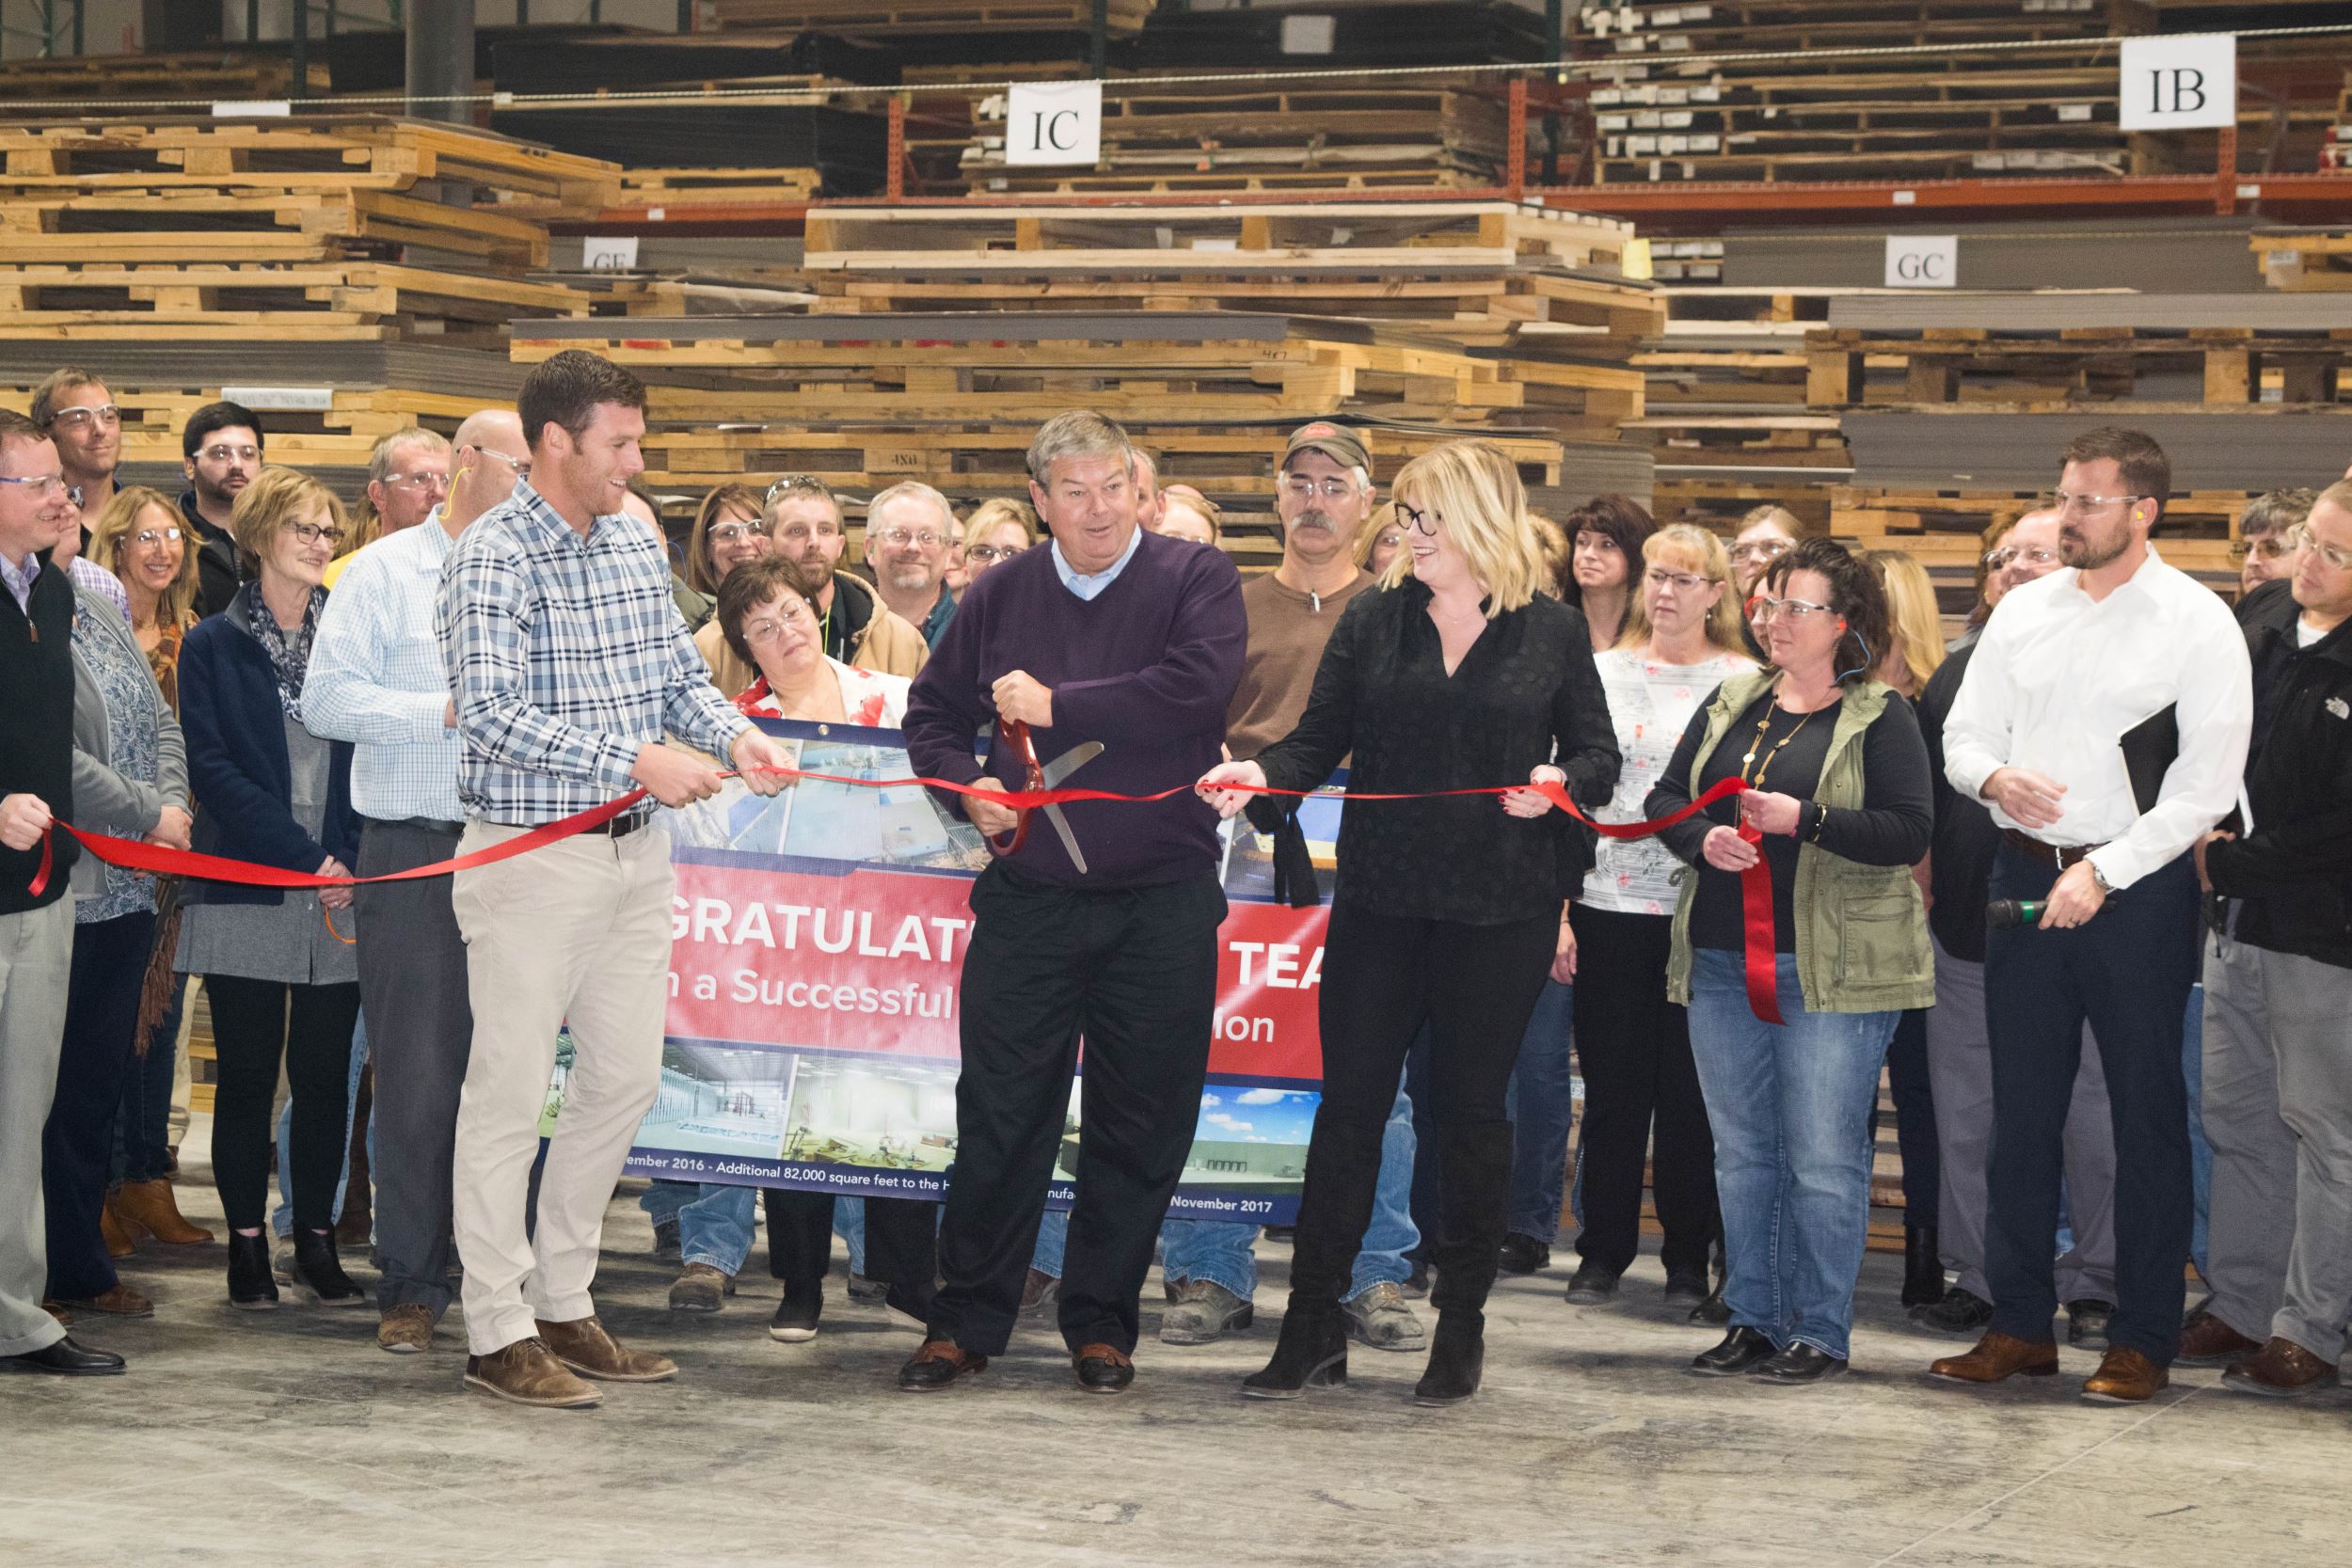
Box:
[2118,704,2177,816]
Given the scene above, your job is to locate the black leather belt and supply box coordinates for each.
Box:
[1999,828,2103,870]
[487,814,646,839]
[370,816,464,837]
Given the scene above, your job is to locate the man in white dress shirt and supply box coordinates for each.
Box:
[1931,427,2252,1403]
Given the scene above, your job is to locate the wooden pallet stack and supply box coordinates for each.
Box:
[509,312,1647,570]
[0,116,612,347]
[2328,70,2351,170]
[707,0,1155,37]
[2254,228,2352,291]
[1800,293,2352,605]
[962,77,1513,196]
[0,49,326,111]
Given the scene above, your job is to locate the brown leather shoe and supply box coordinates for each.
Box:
[2222,1337,2341,1399]
[536,1315,677,1383]
[52,1284,153,1318]
[898,1338,988,1392]
[99,1202,136,1259]
[113,1178,214,1246]
[2176,1309,2262,1368]
[378,1304,435,1355]
[463,1337,599,1408]
[1073,1341,1136,1394]
[2083,1345,2169,1403]
[1930,1331,2059,1384]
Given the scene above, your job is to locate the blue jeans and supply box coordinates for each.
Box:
[1505,980,1576,1243]
[642,1184,869,1275]
[1160,1075,1419,1302]
[1687,949,1898,1362]
[271,1012,370,1240]
[110,974,186,1186]
[1031,1204,1067,1277]
[2182,983,2211,1280]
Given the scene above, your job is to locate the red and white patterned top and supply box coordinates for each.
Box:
[735,657,911,730]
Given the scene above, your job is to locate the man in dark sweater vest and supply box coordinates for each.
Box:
[897,410,1247,1395]
[0,410,120,1375]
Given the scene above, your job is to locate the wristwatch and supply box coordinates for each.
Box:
[2087,858,2113,894]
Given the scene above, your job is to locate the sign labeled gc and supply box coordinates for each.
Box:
[2118,33,2236,132]
[1004,80,1104,167]
[1884,234,1958,289]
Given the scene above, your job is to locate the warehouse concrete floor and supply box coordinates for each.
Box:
[5,1137,2346,1568]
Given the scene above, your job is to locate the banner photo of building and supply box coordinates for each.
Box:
[614,717,1343,1224]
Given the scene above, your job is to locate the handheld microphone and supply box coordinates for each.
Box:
[1985,899,2044,930]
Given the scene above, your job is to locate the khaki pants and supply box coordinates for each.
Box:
[0,899,72,1356]
[450,823,674,1357]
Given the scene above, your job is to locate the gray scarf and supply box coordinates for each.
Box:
[245,585,325,721]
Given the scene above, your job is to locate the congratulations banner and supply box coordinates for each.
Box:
[619,717,1342,1224]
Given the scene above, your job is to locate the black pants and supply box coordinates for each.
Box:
[1293,902,1557,1317]
[42,911,155,1301]
[205,974,361,1233]
[355,820,471,1317]
[1883,1006,1940,1228]
[1568,904,1717,1276]
[763,1189,936,1290]
[1984,847,2199,1364]
[930,863,1226,1356]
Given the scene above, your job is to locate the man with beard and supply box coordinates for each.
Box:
[177,401,262,619]
[866,481,960,647]
[1157,421,1427,1355]
[765,475,926,677]
[1935,427,2251,1403]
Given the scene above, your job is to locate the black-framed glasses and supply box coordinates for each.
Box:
[2229,533,2298,564]
[1645,567,1710,594]
[965,543,1025,564]
[1396,502,1437,536]
[283,521,343,546]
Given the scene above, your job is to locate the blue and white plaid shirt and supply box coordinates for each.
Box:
[436,481,748,826]
[303,517,466,823]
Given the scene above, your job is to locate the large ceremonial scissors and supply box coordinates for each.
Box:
[987,720,1104,875]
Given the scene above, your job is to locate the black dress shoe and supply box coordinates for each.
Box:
[1690,1326,1777,1377]
[1914,1286,1994,1335]
[1902,1225,1947,1308]
[1662,1267,1709,1311]
[2,1336,126,1375]
[1565,1261,1620,1306]
[2066,1298,2115,1348]
[1496,1233,1550,1275]
[1242,1307,1348,1400]
[227,1231,278,1310]
[1412,1310,1485,1406]
[1402,1259,1430,1300]
[292,1228,365,1307]
[897,1338,985,1392]
[1073,1342,1135,1394]
[1689,1288,1731,1326]
[1750,1342,1848,1385]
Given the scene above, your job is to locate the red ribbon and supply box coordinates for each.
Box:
[31,764,1782,1020]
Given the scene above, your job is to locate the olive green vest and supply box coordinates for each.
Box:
[1663,670,1935,1014]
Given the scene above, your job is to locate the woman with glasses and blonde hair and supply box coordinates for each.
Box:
[173,467,363,1311]
[1199,438,1620,1405]
[1544,525,1756,1318]
[1645,536,1933,1385]
[960,497,1037,581]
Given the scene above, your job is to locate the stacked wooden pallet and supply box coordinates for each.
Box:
[617,166,824,210]
[962,79,1510,196]
[799,201,1663,347]
[0,49,326,109]
[0,117,611,346]
[2328,70,2351,171]
[708,0,1155,37]
[2253,228,2352,292]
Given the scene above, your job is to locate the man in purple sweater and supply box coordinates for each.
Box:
[896,410,1246,1396]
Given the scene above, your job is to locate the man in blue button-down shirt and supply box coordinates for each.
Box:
[304,407,531,1356]
[432,353,792,1409]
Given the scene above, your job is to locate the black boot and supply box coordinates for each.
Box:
[228,1231,279,1310]
[1241,1306,1347,1401]
[1412,1310,1485,1406]
[292,1228,365,1307]
[1902,1225,1946,1308]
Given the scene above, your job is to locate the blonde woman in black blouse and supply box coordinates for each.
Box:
[1200,440,1619,1405]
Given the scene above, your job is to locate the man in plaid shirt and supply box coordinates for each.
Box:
[436,350,790,1409]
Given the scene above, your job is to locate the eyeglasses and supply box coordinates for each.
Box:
[1645,567,1711,594]
[197,444,260,465]
[1729,539,1789,566]
[2292,528,2352,574]
[131,526,183,548]
[2229,533,2299,564]
[1282,475,1358,500]
[965,543,1025,564]
[707,522,770,547]
[380,469,450,492]
[283,522,343,546]
[467,446,531,483]
[1746,594,1833,623]
[1574,532,1621,555]
[870,527,945,550]
[765,474,830,506]
[0,473,78,505]
[1396,503,1438,537]
[50,405,120,431]
[2048,490,2140,515]
[1984,546,2061,572]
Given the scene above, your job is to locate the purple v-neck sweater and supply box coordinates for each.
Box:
[902,527,1246,889]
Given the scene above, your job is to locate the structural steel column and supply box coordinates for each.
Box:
[405,0,477,124]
